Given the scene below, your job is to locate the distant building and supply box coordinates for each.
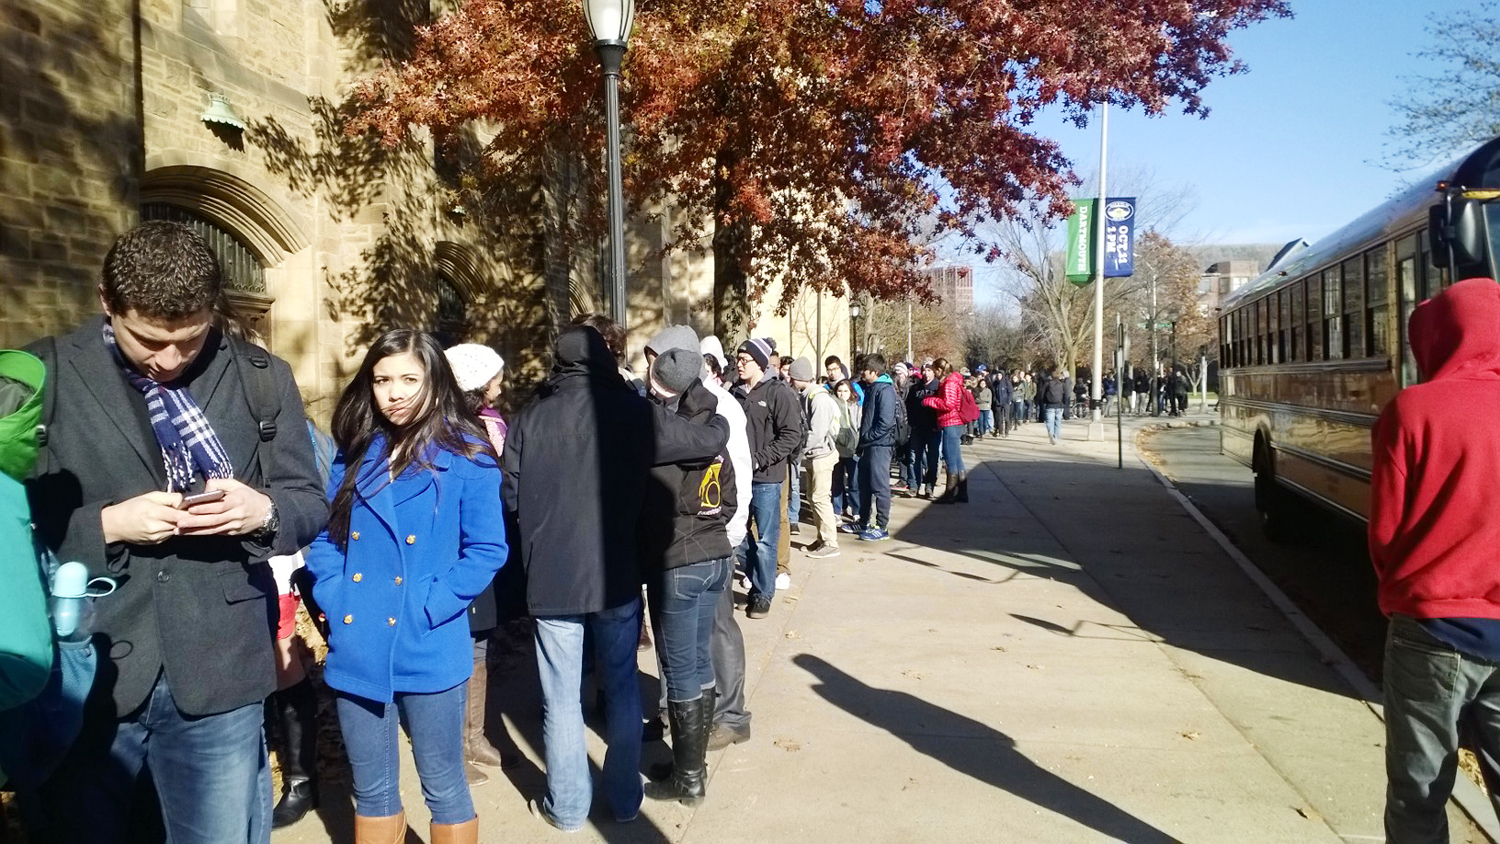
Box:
[1200,259,1260,313]
[920,265,975,312]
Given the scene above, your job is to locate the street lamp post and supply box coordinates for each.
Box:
[850,302,863,360]
[582,0,635,329]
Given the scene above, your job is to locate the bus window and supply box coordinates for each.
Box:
[1307,275,1324,360]
[1278,289,1290,363]
[1342,257,1364,359]
[1290,280,1304,361]
[1267,293,1280,364]
[1397,235,1419,386]
[1420,230,1448,294]
[1366,247,1389,358]
[1258,298,1269,365]
[1322,267,1342,361]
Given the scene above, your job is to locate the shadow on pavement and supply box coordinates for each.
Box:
[889,431,1364,702]
[792,654,1177,844]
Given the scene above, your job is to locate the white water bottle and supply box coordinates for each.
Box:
[50,561,93,643]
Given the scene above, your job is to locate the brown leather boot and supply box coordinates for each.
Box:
[465,658,505,769]
[353,810,406,844]
[431,817,480,844]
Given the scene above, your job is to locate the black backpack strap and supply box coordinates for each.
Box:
[34,336,58,476]
[227,337,278,486]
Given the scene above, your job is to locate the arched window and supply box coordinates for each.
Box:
[434,273,468,348]
[141,203,266,293]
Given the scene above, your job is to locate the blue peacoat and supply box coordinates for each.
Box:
[304,435,507,703]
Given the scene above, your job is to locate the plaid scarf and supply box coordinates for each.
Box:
[104,322,234,492]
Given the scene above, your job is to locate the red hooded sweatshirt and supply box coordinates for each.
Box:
[1369,278,1500,620]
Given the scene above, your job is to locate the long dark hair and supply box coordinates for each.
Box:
[327,329,494,550]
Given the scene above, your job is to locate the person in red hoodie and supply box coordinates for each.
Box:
[1370,277,1500,843]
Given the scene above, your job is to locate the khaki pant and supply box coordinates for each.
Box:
[804,451,839,547]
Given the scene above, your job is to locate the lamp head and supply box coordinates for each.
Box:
[582,0,635,45]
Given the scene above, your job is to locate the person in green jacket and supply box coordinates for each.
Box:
[0,350,55,783]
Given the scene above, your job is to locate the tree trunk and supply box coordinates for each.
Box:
[712,147,751,348]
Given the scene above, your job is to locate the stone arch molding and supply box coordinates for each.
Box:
[433,241,484,302]
[140,159,310,265]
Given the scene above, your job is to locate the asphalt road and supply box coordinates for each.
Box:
[1137,425,1388,683]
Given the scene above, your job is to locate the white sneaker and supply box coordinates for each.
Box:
[775,572,791,591]
[739,574,752,591]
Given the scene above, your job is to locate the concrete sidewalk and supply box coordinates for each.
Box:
[276,409,1478,843]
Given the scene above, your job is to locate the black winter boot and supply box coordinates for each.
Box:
[955,472,969,503]
[271,679,320,829]
[644,699,708,805]
[934,475,958,504]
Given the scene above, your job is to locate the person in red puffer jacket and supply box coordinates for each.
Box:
[921,359,968,504]
[1369,277,1500,843]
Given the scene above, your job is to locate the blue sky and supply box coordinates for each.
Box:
[960,0,1475,305]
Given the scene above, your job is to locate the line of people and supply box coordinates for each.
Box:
[0,221,996,844]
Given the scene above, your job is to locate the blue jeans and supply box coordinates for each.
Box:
[534,599,644,829]
[901,443,920,489]
[652,558,731,702]
[857,445,893,530]
[335,683,473,824]
[31,672,271,844]
[940,425,965,476]
[1045,405,1064,441]
[787,462,802,524]
[738,482,782,601]
[978,410,992,436]
[832,456,861,519]
[910,430,940,487]
[1383,614,1500,843]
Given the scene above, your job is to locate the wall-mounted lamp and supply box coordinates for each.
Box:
[200,93,246,131]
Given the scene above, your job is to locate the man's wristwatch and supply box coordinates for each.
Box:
[252,499,280,542]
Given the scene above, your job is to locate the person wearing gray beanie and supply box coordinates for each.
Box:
[646,325,700,359]
[649,348,703,401]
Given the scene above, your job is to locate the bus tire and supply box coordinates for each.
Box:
[1254,440,1297,543]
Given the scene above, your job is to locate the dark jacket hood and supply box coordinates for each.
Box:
[1410,278,1500,382]
[548,327,623,389]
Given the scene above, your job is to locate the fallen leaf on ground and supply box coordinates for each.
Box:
[1295,807,1323,822]
[991,646,1007,652]
[773,739,801,752]
[902,670,925,680]
[1180,730,1201,741]
[784,630,802,639]
[1026,664,1043,670]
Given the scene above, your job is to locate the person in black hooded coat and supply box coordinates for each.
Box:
[502,326,728,831]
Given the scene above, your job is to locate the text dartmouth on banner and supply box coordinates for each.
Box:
[1066,200,1095,284]
[1104,197,1136,278]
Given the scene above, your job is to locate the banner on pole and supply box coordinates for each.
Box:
[1104,197,1136,277]
[1065,200,1095,285]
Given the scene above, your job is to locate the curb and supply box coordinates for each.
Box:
[1132,429,1499,843]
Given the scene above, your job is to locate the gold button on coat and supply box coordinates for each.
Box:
[406,535,416,545]
[394,576,403,585]
[343,614,353,624]
[351,531,360,541]
[352,573,362,583]
[388,618,396,626]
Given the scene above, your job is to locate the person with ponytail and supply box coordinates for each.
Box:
[304,329,508,844]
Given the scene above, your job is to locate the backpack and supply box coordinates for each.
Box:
[834,401,859,458]
[958,385,981,424]
[892,385,911,446]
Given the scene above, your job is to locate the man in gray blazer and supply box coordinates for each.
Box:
[25,221,327,844]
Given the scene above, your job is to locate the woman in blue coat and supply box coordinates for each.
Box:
[304,329,507,844]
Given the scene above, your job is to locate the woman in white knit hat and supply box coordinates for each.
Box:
[442,342,517,785]
[445,343,507,454]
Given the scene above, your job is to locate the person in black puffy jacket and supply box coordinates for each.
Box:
[503,324,728,832]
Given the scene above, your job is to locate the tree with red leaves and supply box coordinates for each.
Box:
[350,0,1289,343]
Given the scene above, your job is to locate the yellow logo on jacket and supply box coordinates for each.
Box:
[698,459,723,514]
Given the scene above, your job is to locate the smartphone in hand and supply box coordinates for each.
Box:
[178,489,226,509]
